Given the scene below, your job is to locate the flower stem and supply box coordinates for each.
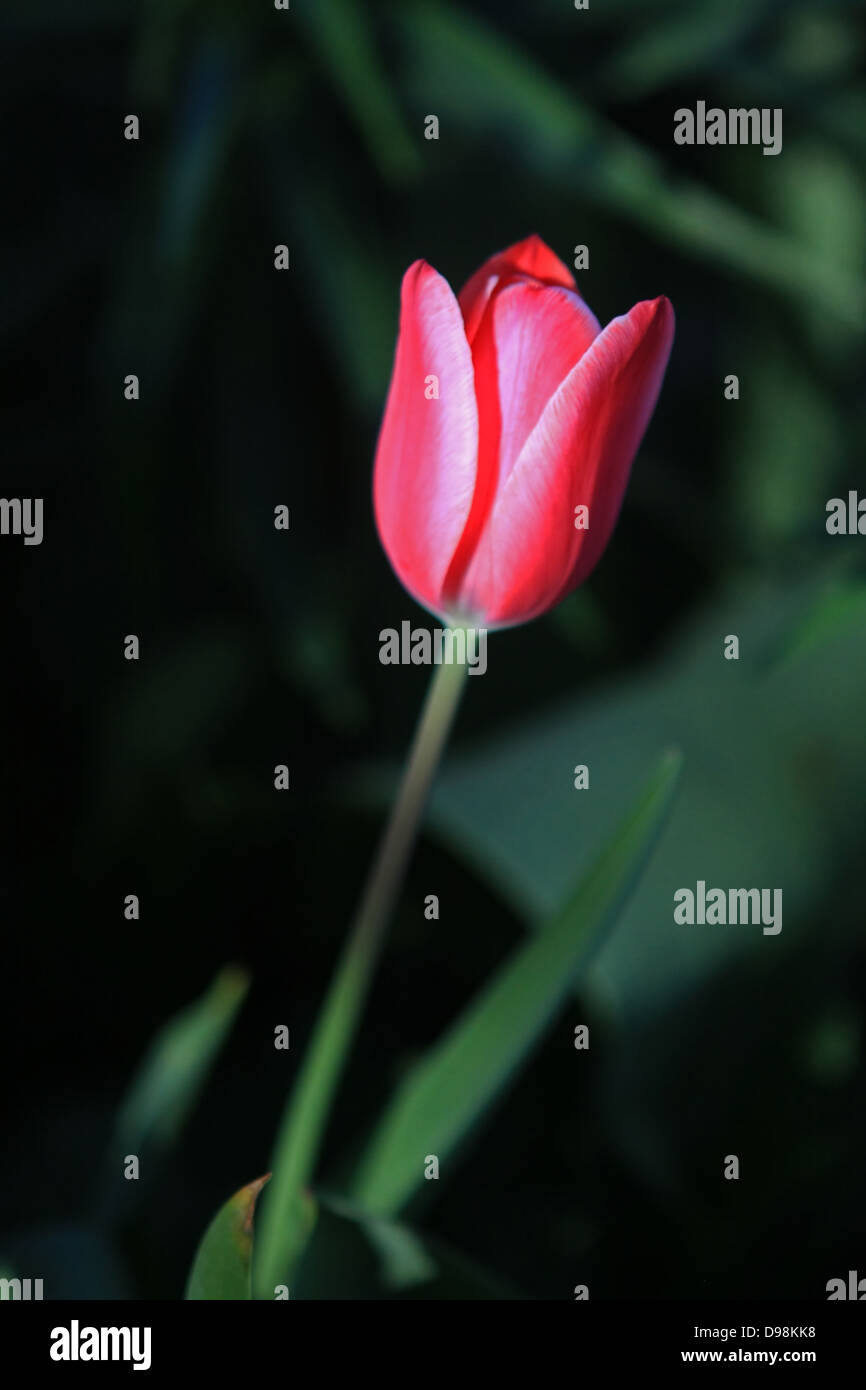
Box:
[254,656,469,1296]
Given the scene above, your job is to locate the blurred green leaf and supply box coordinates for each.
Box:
[130,0,199,106]
[259,128,396,410]
[390,0,866,329]
[297,0,420,184]
[425,575,866,1023]
[803,1011,861,1085]
[773,139,866,275]
[317,1194,437,1289]
[157,38,241,266]
[186,1175,271,1300]
[350,750,682,1216]
[718,59,866,165]
[769,138,866,358]
[108,966,249,1172]
[291,1194,516,1299]
[775,8,864,84]
[776,580,866,666]
[105,31,253,406]
[595,0,776,100]
[726,320,842,551]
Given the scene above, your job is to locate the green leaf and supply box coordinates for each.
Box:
[103,967,249,1203]
[350,750,682,1216]
[186,1176,272,1300]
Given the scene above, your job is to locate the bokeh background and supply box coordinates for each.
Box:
[2,0,865,1300]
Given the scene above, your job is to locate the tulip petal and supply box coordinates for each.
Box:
[442,280,600,605]
[483,280,601,487]
[373,261,479,616]
[458,234,577,343]
[457,297,674,627]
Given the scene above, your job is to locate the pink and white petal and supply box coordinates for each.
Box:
[457,296,674,627]
[440,281,599,605]
[458,234,577,343]
[485,281,601,486]
[373,261,479,615]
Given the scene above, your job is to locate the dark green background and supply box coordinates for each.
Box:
[2,0,865,1299]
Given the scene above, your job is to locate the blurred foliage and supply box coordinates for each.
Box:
[1,0,864,1299]
[426,573,866,1017]
[101,966,249,1209]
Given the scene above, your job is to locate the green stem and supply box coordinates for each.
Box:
[254,655,469,1296]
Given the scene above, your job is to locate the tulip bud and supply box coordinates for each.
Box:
[374,235,674,629]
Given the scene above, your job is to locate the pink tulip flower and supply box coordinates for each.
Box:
[374,235,674,628]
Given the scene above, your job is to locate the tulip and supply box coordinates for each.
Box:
[374,235,674,628]
[259,243,676,1292]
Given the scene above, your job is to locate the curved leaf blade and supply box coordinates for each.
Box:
[97,966,250,1222]
[111,966,250,1159]
[351,750,683,1216]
